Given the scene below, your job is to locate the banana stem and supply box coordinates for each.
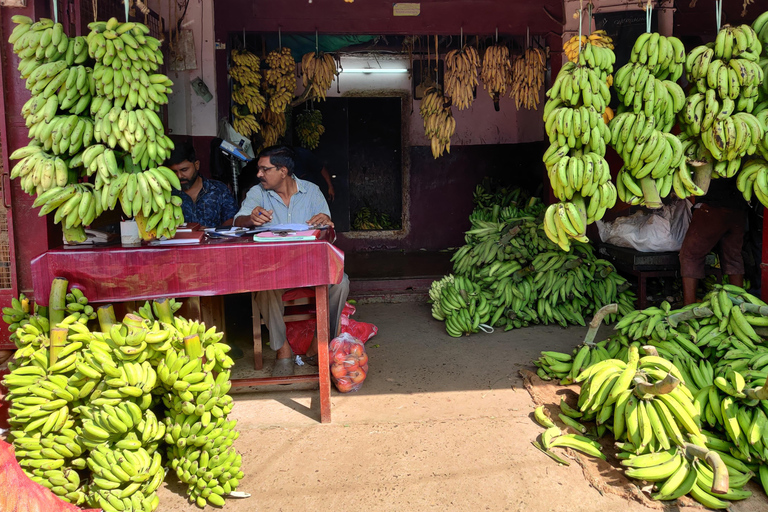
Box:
[583,304,619,346]
[49,327,68,366]
[744,382,768,400]
[512,267,535,282]
[740,302,768,316]
[122,313,145,330]
[153,298,174,324]
[691,161,713,195]
[184,334,203,359]
[666,306,714,328]
[640,176,662,209]
[48,277,69,327]
[641,345,659,357]
[633,373,679,395]
[684,443,729,494]
[97,305,117,333]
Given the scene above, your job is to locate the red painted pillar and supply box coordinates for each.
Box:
[762,211,768,302]
[1,0,60,299]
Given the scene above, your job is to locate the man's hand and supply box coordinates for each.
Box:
[327,184,335,202]
[250,207,274,226]
[308,213,334,228]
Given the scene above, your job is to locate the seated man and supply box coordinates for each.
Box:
[165,141,239,227]
[234,145,350,376]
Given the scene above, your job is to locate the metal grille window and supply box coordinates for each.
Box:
[0,139,12,290]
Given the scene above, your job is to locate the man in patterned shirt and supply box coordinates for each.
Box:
[166,141,239,227]
[234,145,350,377]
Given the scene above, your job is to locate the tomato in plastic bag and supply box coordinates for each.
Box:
[329,333,369,393]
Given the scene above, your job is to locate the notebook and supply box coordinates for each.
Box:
[253,229,321,242]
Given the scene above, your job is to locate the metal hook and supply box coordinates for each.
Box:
[278,26,282,48]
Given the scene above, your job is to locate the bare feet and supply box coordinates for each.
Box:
[304,335,319,359]
[275,342,293,360]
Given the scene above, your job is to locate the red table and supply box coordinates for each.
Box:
[30,236,345,423]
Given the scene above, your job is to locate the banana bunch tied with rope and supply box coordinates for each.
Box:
[563,30,615,70]
[628,32,687,82]
[265,47,297,114]
[610,113,687,208]
[158,319,242,508]
[433,275,494,337]
[420,87,455,158]
[86,18,169,112]
[428,274,455,321]
[296,109,325,150]
[510,47,547,110]
[480,43,512,106]
[10,17,89,68]
[91,103,174,167]
[301,51,337,101]
[444,44,480,110]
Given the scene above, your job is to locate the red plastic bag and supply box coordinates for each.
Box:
[0,439,98,512]
[329,332,369,393]
[286,302,378,355]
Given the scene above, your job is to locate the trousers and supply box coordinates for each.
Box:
[255,273,350,352]
[679,204,746,279]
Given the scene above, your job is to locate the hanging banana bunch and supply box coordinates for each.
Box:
[264,47,296,114]
[480,44,511,108]
[229,49,264,137]
[301,51,336,101]
[444,44,480,110]
[296,109,325,150]
[260,108,287,148]
[563,30,614,63]
[420,87,455,158]
[511,47,546,110]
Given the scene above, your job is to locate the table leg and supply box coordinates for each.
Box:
[315,284,331,423]
[251,293,263,371]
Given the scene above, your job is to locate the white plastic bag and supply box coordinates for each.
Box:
[596,199,692,252]
[217,118,255,159]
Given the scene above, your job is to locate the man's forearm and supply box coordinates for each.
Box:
[233,216,252,227]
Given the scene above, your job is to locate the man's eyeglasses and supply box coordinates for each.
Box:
[257,166,278,173]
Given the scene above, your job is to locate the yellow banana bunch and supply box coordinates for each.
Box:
[301,51,336,100]
[231,48,260,68]
[296,109,325,150]
[265,47,296,114]
[232,84,266,115]
[564,31,615,73]
[480,44,511,103]
[228,64,261,85]
[420,87,455,158]
[258,108,287,148]
[444,45,480,110]
[510,47,546,110]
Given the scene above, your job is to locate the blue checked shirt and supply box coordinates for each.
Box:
[173,177,239,227]
[234,176,330,226]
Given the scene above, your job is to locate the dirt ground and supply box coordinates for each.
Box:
[156,302,768,512]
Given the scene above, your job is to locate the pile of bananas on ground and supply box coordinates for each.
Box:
[419,87,455,158]
[531,284,768,508]
[157,317,242,508]
[541,53,616,251]
[295,109,325,150]
[480,43,511,107]
[444,44,480,110]
[429,185,634,336]
[265,47,296,114]
[7,16,181,244]
[679,23,764,186]
[609,33,689,209]
[1,278,243,511]
[352,206,398,230]
[229,49,264,138]
[301,51,336,101]
[510,47,546,110]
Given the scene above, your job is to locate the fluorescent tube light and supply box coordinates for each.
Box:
[339,68,409,74]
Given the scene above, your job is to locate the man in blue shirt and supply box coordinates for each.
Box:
[166,141,239,227]
[234,145,349,377]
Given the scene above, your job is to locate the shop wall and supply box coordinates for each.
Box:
[148,0,217,137]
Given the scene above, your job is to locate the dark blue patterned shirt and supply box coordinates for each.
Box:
[173,177,239,227]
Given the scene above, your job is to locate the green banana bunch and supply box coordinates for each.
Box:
[92,103,174,167]
[296,109,325,150]
[627,32,686,81]
[9,144,72,196]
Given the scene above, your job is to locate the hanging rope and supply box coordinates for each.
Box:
[124,0,129,23]
[495,27,498,44]
[577,5,583,57]
[646,0,653,34]
[92,0,98,22]
[588,2,593,34]
[278,26,282,48]
[435,34,439,86]
[315,29,319,54]
[460,26,463,48]
[526,26,530,49]
[53,0,58,23]
[715,0,723,31]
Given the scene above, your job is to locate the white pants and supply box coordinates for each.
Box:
[255,274,350,352]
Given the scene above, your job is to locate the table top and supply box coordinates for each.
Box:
[30,236,345,306]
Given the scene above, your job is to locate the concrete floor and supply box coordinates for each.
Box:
[158,301,768,512]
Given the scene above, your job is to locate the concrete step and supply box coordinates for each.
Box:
[349,277,435,304]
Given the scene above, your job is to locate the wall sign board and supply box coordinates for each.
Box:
[393,3,420,17]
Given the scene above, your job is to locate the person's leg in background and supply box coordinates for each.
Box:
[303,274,350,363]
[255,289,293,376]
[680,206,729,305]
[719,208,747,289]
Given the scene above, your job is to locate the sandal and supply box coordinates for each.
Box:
[272,358,295,377]
[302,354,319,366]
